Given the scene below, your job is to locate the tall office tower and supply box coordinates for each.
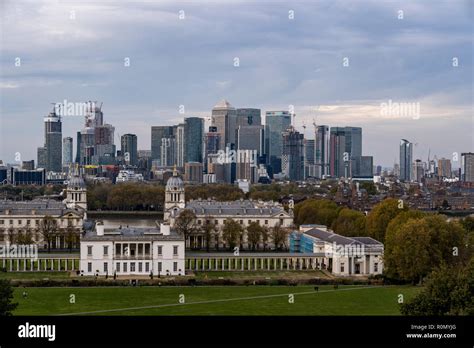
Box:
[184,162,204,183]
[461,153,474,182]
[329,127,347,178]
[236,149,258,183]
[352,156,374,178]
[237,125,264,155]
[78,102,110,165]
[121,134,138,166]
[315,125,330,178]
[161,137,176,167]
[236,108,261,127]
[93,123,115,165]
[40,110,62,172]
[175,123,185,167]
[281,126,304,181]
[399,139,413,181]
[37,147,47,168]
[437,158,452,178]
[413,159,424,182]
[376,165,382,176]
[184,117,204,163]
[211,99,237,151]
[344,127,362,159]
[265,111,292,175]
[303,139,315,179]
[75,131,81,164]
[204,127,220,173]
[151,126,175,163]
[22,160,35,170]
[62,137,73,167]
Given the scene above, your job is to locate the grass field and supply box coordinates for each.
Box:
[12,285,420,316]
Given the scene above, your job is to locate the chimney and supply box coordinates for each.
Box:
[160,223,170,236]
[96,221,105,236]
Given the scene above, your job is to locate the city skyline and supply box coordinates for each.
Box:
[1,0,472,166]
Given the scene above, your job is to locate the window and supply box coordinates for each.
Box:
[145,262,149,272]
[374,263,378,272]
[214,220,218,225]
[173,245,178,256]
[0,220,3,225]
[87,262,92,272]
[157,245,163,256]
[130,262,136,272]
[103,246,108,256]
[265,220,268,225]
[158,262,162,272]
[197,220,201,225]
[116,262,120,272]
[87,246,92,256]
[173,262,178,272]
[9,220,13,225]
[123,263,128,272]
[138,262,142,272]
[104,262,108,273]
[18,220,22,225]
[239,220,243,224]
[145,244,150,255]
[26,220,31,225]
[248,220,251,224]
[340,263,345,272]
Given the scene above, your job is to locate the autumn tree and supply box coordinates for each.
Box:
[261,226,270,251]
[294,199,340,227]
[39,215,58,252]
[174,209,197,248]
[330,208,366,237]
[0,280,18,316]
[366,198,407,243]
[222,219,243,250]
[246,222,263,250]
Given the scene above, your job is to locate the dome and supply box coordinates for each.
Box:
[68,175,86,189]
[166,175,184,190]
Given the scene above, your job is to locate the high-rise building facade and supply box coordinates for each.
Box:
[40,110,62,172]
[184,162,204,183]
[151,126,175,163]
[211,100,237,150]
[413,159,424,182]
[329,127,347,178]
[400,139,413,181]
[437,158,452,178]
[184,117,204,163]
[281,126,304,181]
[236,108,261,127]
[265,111,292,175]
[461,153,474,182]
[121,134,138,166]
[315,125,330,178]
[344,127,362,159]
[62,137,73,167]
[352,156,373,178]
[303,139,315,179]
[237,125,264,155]
[175,124,185,168]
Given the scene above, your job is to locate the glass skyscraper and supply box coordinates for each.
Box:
[265,110,292,175]
[184,117,204,163]
[399,139,413,181]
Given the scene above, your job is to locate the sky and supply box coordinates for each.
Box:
[0,0,472,167]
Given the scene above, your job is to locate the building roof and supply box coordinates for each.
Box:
[213,99,234,110]
[184,199,290,217]
[304,228,383,247]
[166,167,184,190]
[82,226,184,241]
[0,199,84,217]
[68,175,86,189]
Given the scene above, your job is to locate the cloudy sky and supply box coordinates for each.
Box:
[0,0,472,167]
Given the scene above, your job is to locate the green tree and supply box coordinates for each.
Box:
[401,259,474,315]
[330,208,366,237]
[0,279,18,316]
[271,224,289,251]
[246,222,263,250]
[222,219,243,250]
[294,199,340,227]
[261,226,270,251]
[39,215,58,252]
[366,198,407,243]
[200,216,217,252]
[174,209,197,248]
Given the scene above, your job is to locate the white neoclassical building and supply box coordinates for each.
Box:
[290,225,384,276]
[0,175,86,249]
[164,169,293,249]
[80,222,185,276]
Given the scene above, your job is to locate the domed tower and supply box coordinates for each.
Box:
[65,175,87,210]
[164,167,185,221]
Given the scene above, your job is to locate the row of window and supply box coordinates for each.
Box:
[196,219,272,226]
[87,245,180,257]
[0,219,79,226]
[86,261,180,273]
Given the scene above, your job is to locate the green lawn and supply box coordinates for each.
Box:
[13,285,420,316]
[193,270,331,279]
[0,272,71,280]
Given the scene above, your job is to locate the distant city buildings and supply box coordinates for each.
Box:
[121,134,138,166]
[399,139,413,182]
[37,110,62,172]
[62,137,73,168]
[265,110,292,176]
[461,153,474,182]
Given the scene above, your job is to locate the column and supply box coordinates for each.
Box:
[241,258,244,271]
[222,258,225,270]
[30,260,33,271]
[17,259,20,271]
[261,258,264,270]
[51,259,54,271]
[254,258,257,270]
